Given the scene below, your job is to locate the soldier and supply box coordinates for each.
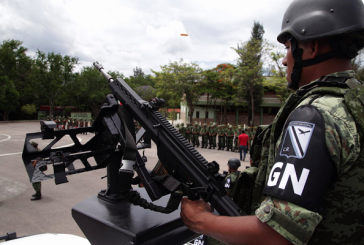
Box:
[209,123,216,149]
[186,122,192,144]
[66,117,71,130]
[176,123,180,131]
[74,118,78,128]
[85,118,89,135]
[181,1,364,244]
[30,141,42,201]
[217,125,224,150]
[61,116,65,130]
[224,158,241,198]
[225,125,234,152]
[234,125,241,152]
[192,122,200,148]
[200,123,208,148]
[179,122,187,139]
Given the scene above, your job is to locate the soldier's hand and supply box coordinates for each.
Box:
[180,198,212,233]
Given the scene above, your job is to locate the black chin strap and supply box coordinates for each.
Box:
[289,38,303,90]
[288,38,343,91]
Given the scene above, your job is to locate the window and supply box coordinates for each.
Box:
[205,111,209,118]
[196,111,200,119]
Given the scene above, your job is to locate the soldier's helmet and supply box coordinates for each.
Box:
[203,123,207,126]
[227,158,241,170]
[278,0,364,89]
[30,141,38,148]
[278,0,364,47]
[229,125,233,129]
[238,125,241,128]
[176,123,180,127]
[186,122,190,126]
[181,122,184,126]
[210,122,213,125]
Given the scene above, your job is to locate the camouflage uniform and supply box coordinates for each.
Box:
[30,141,42,200]
[179,123,187,139]
[226,126,234,152]
[252,71,364,245]
[186,123,193,144]
[217,125,224,150]
[224,171,240,198]
[201,123,209,148]
[192,123,200,147]
[209,124,217,149]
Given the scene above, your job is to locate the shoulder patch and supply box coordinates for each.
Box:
[264,105,334,212]
[280,121,315,159]
[224,176,232,189]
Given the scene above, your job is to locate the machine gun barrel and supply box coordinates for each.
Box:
[94,61,114,83]
[93,62,244,217]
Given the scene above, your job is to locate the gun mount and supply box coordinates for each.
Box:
[21,61,244,245]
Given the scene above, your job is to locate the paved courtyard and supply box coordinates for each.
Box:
[0,121,250,239]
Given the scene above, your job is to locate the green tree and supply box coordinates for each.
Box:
[0,39,32,120]
[31,50,79,116]
[69,66,112,117]
[21,104,37,119]
[152,60,203,123]
[234,22,265,126]
[264,50,293,103]
[0,77,19,120]
[134,85,156,101]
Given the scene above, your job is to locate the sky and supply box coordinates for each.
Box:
[0,0,292,77]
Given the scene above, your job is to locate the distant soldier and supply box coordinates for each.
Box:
[192,122,200,147]
[226,125,235,152]
[84,119,89,135]
[217,125,224,150]
[30,141,42,201]
[73,118,78,128]
[201,123,209,148]
[66,117,71,129]
[176,123,180,131]
[224,158,241,198]
[209,123,217,149]
[234,125,242,152]
[185,122,192,144]
[179,122,187,139]
[79,119,84,134]
[61,116,66,130]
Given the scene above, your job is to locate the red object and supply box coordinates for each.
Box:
[238,133,249,146]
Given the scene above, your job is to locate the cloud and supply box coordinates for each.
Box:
[0,0,294,76]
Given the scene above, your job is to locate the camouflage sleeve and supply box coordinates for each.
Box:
[256,196,322,245]
[255,95,361,245]
[303,95,361,172]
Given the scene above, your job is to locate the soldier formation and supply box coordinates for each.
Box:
[41,115,92,131]
[177,121,257,153]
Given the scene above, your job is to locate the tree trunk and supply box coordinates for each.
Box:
[188,101,194,124]
[250,89,254,126]
[224,103,227,125]
[0,111,10,121]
